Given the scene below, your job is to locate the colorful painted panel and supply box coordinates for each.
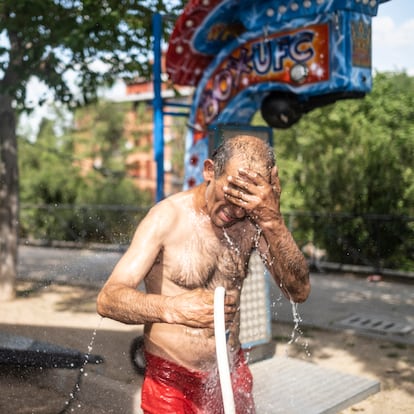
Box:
[165,1,391,189]
[192,24,330,143]
[166,0,389,87]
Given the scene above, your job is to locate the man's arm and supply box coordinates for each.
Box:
[223,166,310,303]
[96,203,172,324]
[97,201,237,327]
[255,214,310,303]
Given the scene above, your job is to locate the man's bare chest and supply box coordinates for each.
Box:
[163,226,256,290]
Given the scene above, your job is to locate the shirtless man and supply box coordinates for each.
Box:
[97,135,310,414]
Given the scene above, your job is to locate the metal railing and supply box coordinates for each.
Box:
[19,203,150,247]
[19,204,414,275]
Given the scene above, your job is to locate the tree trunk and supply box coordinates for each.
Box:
[0,94,18,301]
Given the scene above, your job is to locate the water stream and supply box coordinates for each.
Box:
[58,317,103,413]
[286,301,310,358]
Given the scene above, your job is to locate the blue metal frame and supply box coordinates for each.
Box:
[152,13,191,202]
[152,13,164,202]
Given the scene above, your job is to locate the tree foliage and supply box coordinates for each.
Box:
[73,100,131,175]
[273,72,414,269]
[0,0,185,299]
[19,102,152,244]
[1,0,184,109]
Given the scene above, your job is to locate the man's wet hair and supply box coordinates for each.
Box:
[211,135,276,178]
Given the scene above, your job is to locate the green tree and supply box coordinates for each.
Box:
[19,102,153,244]
[0,0,184,299]
[73,100,131,176]
[19,116,85,240]
[275,72,414,269]
[74,172,151,244]
[69,100,153,244]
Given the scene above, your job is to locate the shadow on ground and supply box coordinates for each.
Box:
[0,323,143,414]
[273,322,414,398]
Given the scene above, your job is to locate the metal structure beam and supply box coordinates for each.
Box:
[152,13,164,202]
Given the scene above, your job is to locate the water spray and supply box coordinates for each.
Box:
[214,286,236,414]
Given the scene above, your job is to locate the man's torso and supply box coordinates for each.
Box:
[143,192,259,370]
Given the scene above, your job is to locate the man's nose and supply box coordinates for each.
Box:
[232,205,246,219]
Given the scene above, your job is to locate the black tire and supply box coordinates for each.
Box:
[130,335,146,375]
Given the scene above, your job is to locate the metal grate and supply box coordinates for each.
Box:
[251,356,380,414]
[240,251,272,348]
[335,314,413,335]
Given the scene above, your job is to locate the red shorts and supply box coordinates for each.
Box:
[141,349,255,414]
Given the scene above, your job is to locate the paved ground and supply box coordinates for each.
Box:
[18,245,414,345]
[0,245,412,413]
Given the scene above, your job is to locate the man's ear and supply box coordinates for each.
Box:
[203,159,215,181]
[270,166,278,184]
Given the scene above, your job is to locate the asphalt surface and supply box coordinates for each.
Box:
[17,245,414,345]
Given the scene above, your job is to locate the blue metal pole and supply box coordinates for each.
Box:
[153,13,164,202]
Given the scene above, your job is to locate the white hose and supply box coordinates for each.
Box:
[214,286,236,414]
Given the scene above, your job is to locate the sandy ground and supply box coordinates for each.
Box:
[0,280,413,414]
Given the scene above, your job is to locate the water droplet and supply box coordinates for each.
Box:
[59,317,103,411]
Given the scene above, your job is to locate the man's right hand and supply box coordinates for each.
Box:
[163,288,237,329]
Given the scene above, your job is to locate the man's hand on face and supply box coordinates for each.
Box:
[223,166,282,225]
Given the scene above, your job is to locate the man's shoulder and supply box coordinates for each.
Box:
[148,191,192,221]
[139,192,194,244]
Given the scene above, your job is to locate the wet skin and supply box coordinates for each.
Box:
[97,154,310,371]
